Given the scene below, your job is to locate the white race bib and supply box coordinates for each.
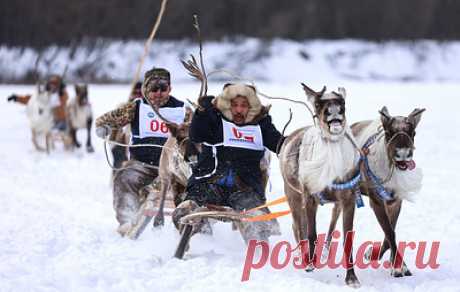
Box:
[222,119,264,151]
[138,102,185,138]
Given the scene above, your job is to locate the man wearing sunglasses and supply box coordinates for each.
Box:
[95,67,189,236]
[172,83,285,252]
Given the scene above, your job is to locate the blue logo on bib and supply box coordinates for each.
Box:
[147,112,155,118]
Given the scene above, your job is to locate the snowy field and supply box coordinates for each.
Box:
[0,81,459,292]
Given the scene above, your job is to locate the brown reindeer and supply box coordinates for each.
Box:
[279,84,362,287]
[326,106,425,277]
[67,84,94,152]
[152,108,199,227]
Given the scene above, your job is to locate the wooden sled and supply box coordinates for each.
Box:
[126,187,176,240]
[174,206,251,259]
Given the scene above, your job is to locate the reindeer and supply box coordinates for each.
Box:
[67,84,94,152]
[326,106,425,278]
[152,108,199,227]
[26,89,55,153]
[279,84,363,287]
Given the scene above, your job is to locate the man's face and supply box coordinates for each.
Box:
[230,96,250,125]
[147,79,171,106]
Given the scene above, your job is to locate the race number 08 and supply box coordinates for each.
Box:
[150,120,169,133]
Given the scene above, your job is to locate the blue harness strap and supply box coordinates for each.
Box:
[361,133,394,201]
[313,171,364,207]
[311,131,393,208]
[216,168,235,187]
[361,155,394,201]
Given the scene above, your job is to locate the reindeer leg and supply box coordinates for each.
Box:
[305,196,318,272]
[86,117,94,153]
[369,196,405,277]
[69,127,80,148]
[326,203,342,248]
[153,179,169,227]
[286,192,306,243]
[372,199,402,260]
[385,199,411,276]
[45,133,52,154]
[32,130,45,152]
[342,195,360,288]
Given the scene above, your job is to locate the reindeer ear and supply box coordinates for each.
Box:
[408,108,426,128]
[379,106,392,126]
[301,83,325,104]
[337,87,346,99]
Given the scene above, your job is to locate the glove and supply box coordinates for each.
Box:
[7,94,17,102]
[197,95,215,112]
[96,125,111,139]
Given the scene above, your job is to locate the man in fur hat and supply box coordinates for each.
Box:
[95,68,190,236]
[172,83,285,244]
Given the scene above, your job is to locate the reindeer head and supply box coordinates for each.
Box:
[302,83,347,137]
[75,84,89,106]
[154,107,200,165]
[379,106,425,171]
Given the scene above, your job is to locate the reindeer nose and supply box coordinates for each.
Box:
[328,105,340,115]
[395,148,413,161]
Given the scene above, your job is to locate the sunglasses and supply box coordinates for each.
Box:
[151,84,169,93]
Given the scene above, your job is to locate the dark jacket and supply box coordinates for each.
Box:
[130,96,184,165]
[188,96,284,196]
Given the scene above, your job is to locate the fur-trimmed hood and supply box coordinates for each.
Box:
[213,83,263,123]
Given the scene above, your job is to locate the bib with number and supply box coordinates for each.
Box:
[137,102,185,138]
[222,119,264,151]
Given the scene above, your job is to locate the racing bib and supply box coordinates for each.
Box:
[138,102,185,138]
[222,119,264,151]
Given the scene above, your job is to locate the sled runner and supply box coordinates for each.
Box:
[127,188,176,240]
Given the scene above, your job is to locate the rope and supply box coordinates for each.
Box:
[204,68,317,125]
[102,134,188,171]
[129,0,169,97]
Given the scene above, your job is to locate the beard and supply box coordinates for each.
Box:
[233,114,245,124]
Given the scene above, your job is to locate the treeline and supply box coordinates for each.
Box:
[1,0,459,48]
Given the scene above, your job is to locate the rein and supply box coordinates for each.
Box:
[103,135,191,171]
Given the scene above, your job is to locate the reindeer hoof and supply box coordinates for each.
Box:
[404,268,412,276]
[305,263,315,272]
[345,278,361,288]
[345,270,360,288]
[391,269,404,277]
[86,145,94,153]
[391,263,412,277]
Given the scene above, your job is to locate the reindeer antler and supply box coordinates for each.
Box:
[181,15,208,110]
[149,103,179,128]
[181,55,206,98]
[301,83,326,99]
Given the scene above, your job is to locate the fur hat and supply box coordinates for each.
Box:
[214,83,262,123]
[141,68,171,98]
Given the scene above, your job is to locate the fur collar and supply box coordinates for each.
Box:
[298,125,359,194]
[213,83,263,123]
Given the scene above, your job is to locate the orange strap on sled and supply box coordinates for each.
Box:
[242,210,291,222]
[243,196,288,213]
[241,196,291,222]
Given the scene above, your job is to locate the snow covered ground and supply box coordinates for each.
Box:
[0,81,459,291]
